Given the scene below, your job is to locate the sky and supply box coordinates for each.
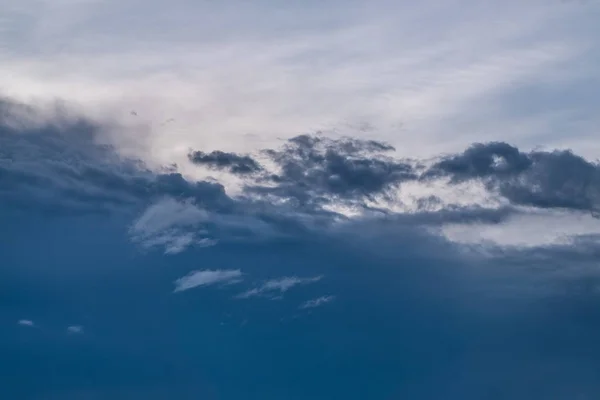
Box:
[1,0,600,399]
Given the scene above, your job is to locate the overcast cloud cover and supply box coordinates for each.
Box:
[1,1,600,399]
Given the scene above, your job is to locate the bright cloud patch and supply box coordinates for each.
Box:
[439,209,600,248]
[17,319,34,327]
[173,269,243,293]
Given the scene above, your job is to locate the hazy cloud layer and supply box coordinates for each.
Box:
[3,96,600,251]
[2,0,599,171]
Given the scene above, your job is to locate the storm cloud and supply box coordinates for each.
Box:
[188,150,263,175]
[188,134,419,211]
[4,96,600,232]
[427,142,600,216]
[0,100,233,216]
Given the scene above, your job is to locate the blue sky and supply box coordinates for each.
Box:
[2,1,600,399]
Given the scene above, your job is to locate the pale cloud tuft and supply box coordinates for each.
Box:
[17,319,34,327]
[300,295,335,309]
[67,325,83,334]
[130,197,215,254]
[174,269,243,293]
[238,275,323,299]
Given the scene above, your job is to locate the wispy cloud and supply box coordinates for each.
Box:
[129,197,216,254]
[174,269,243,293]
[17,319,34,327]
[67,325,83,334]
[237,275,323,299]
[299,295,335,309]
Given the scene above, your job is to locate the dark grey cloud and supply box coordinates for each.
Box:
[188,150,263,174]
[0,99,233,215]
[187,134,416,209]
[246,134,418,208]
[426,142,600,216]
[3,95,600,235]
[0,98,342,249]
[426,142,533,181]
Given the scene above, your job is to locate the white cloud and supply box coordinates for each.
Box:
[238,275,323,299]
[438,209,600,249]
[129,197,215,254]
[173,269,243,293]
[17,319,34,327]
[67,325,83,334]
[130,197,208,237]
[300,295,335,309]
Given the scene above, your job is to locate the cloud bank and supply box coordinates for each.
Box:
[3,95,600,249]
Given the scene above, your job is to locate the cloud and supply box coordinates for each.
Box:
[426,142,533,181]
[440,208,600,248]
[186,134,418,214]
[188,150,263,175]
[0,97,234,216]
[129,197,217,254]
[425,142,600,216]
[17,319,34,327]
[173,269,243,293]
[3,96,600,253]
[299,295,335,309]
[238,275,322,299]
[67,325,83,334]
[250,134,417,206]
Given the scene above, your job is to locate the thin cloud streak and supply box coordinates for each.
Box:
[173,269,243,293]
[299,295,335,309]
[237,276,323,299]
